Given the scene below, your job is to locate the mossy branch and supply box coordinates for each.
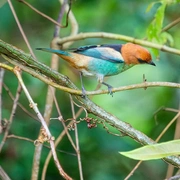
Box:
[0,39,180,167]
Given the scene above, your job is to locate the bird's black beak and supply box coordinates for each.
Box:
[148,61,156,66]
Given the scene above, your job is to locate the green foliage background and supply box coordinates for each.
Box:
[0,0,180,179]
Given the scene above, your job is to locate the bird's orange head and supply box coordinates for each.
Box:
[121,43,155,66]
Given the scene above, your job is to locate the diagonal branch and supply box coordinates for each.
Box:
[18,0,71,28]
[13,66,72,180]
[0,81,22,152]
[0,39,180,167]
[7,0,36,59]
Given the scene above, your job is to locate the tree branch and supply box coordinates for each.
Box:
[54,32,180,55]
[0,39,180,167]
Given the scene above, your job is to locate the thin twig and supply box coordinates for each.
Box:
[163,107,180,113]
[7,134,75,155]
[3,83,39,121]
[166,97,180,179]
[156,111,180,142]
[18,0,71,28]
[0,68,5,134]
[54,0,68,37]
[31,144,43,180]
[124,161,142,180]
[56,0,79,49]
[0,83,22,152]
[42,106,86,179]
[7,0,36,59]
[52,87,77,150]
[162,17,180,32]
[13,66,72,180]
[69,95,84,180]
[0,166,11,180]
[41,119,76,180]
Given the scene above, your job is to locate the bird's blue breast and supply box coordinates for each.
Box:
[87,58,126,76]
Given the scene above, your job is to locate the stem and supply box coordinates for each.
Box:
[13,67,72,180]
[7,0,36,59]
[70,95,84,180]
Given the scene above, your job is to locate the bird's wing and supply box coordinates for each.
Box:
[72,44,124,63]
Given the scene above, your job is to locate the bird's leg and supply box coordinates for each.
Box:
[79,72,86,97]
[102,82,113,96]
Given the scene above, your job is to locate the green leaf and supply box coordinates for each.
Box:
[120,139,180,160]
[146,2,167,43]
[155,3,166,31]
[160,32,174,46]
[146,1,160,12]
[151,48,160,59]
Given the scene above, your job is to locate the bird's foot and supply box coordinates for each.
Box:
[102,82,113,97]
[79,72,87,98]
[107,85,113,97]
[81,86,87,98]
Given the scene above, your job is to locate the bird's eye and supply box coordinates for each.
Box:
[138,58,146,64]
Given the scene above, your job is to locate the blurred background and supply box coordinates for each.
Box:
[0,0,180,179]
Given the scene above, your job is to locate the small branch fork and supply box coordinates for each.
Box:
[13,66,72,180]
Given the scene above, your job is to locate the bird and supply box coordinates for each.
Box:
[36,43,155,96]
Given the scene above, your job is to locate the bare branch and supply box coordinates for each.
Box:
[55,32,180,56]
[0,83,22,152]
[18,0,71,28]
[0,166,11,180]
[1,39,180,167]
[162,17,180,32]
[7,0,36,59]
[3,83,39,121]
[13,67,72,180]
[70,95,84,180]
[0,68,5,134]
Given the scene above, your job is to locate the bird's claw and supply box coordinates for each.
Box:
[81,87,87,98]
[107,85,113,97]
[102,82,114,97]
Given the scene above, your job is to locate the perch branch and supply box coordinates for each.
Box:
[0,39,180,167]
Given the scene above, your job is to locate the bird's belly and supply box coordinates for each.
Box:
[87,59,125,76]
[81,69,95,76]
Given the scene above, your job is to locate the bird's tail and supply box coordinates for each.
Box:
[36,48,70,56]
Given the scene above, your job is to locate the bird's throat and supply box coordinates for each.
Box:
[122,64,135,72]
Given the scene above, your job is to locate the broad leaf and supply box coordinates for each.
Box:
[120,139,180,160]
